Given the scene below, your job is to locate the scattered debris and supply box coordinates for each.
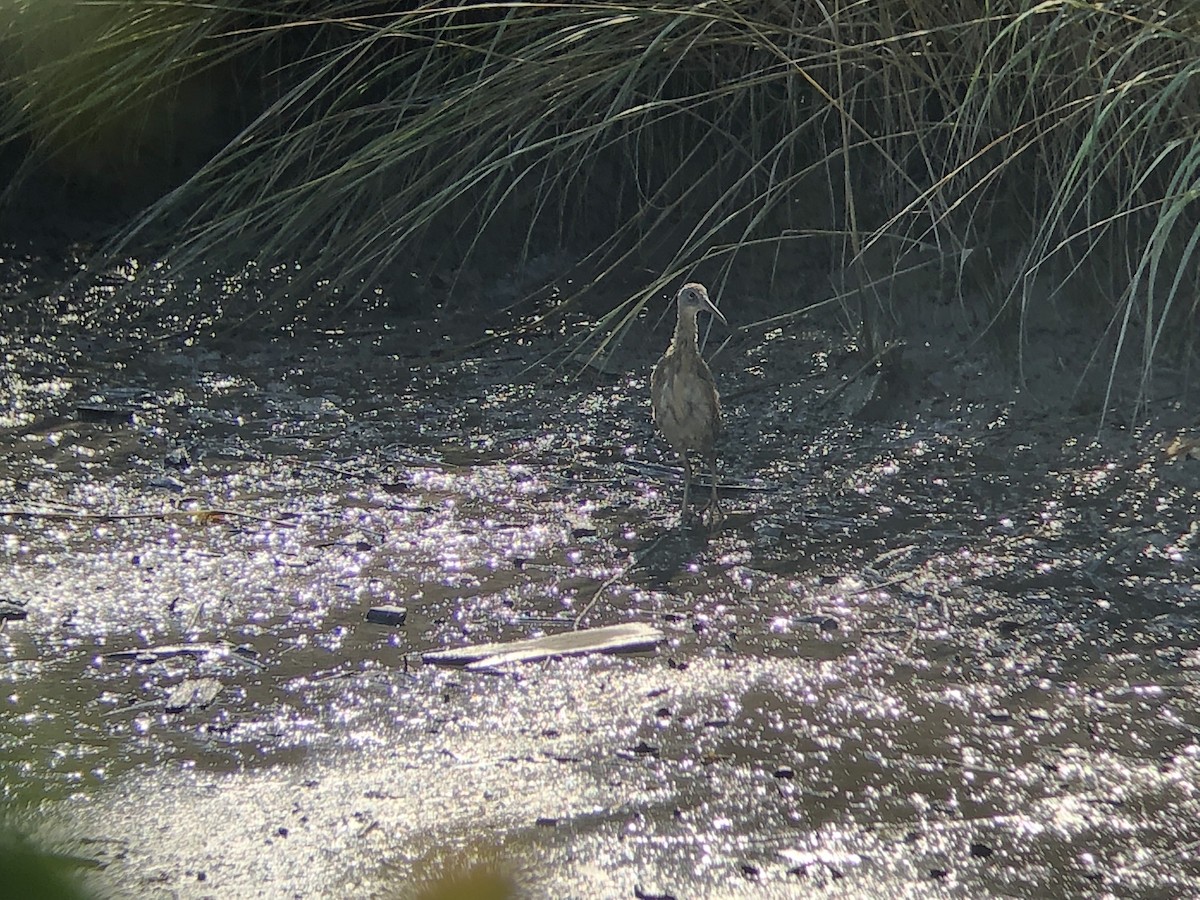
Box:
[1163,434,1200,461]
[798,614,840,632]
[634,884,678,900]
[102,641,263,668]
[423,622,665,671]
[0,602,28,622]
[779,847,864,874]
[969,842,994,859]
[620,740,660,759]
[165,677,222,713]
[75,404,135,425]
[365,605,408,626]
[164,447,192,469]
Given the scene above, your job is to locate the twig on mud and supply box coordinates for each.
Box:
[573,532,670,629]
[0,507,299,528]
[817,339,904,410]
[869,544,918,570]
[308,461,366,479]
[356,819,381,839]
[846,571,916,597]
[1083,528,1146,574]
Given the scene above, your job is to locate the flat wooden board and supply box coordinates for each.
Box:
[423,622,665,671]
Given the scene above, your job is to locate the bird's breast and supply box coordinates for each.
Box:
[651,351,721,451]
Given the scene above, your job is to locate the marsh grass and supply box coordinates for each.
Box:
[1,1,1197,409]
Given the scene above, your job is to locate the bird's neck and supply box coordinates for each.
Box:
[672,308,700,351]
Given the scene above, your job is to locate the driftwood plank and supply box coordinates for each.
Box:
[423,623,665,671]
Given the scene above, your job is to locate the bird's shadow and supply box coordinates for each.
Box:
[633,512,746,587]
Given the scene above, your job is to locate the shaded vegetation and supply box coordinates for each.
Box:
[0,0,1197,403]
[0,828,90,900]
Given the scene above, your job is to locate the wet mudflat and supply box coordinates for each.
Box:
[3,293,1200,898]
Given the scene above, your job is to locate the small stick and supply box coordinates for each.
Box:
[573,532,670,629]
[817,339,904,410]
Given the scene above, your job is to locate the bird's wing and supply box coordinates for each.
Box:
[650,353,673,424]
[696,357,723,440]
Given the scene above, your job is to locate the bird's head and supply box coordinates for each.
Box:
[677,282,728,325]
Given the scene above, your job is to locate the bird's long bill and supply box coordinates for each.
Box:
[702,293,728,326]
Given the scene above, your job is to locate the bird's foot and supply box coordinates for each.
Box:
[700,499,724,528]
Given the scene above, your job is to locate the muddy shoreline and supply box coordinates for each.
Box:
[3,247,1200,896]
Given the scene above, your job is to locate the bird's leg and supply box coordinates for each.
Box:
[701,451,722,525]
[679,452,693,522]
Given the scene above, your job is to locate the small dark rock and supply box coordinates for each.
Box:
[773,766,795,780]
[571,526,598,538]
[535,816,558,827]
[76,404,134,425]
[930,868,949,880]
[634,886,677,900]
[740,864,760,879]
[365,605,408,627]
[970,842,994,859]
[799,614,839,631]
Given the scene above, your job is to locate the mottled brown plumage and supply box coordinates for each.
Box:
[651,282,727,522]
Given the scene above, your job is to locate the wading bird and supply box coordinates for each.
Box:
[651,282,727,523]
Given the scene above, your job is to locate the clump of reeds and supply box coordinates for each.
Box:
[1,1,1196,402]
